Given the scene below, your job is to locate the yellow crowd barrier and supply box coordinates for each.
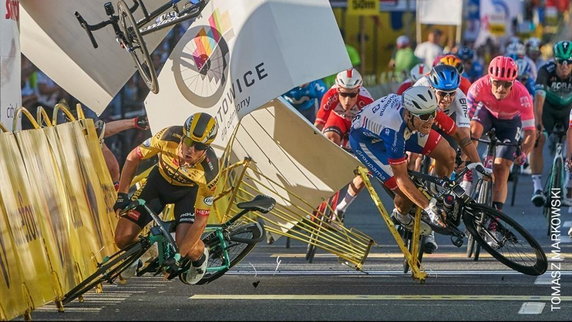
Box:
[0,104,117,320]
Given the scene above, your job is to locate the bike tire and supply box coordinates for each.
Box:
[463,203,547,276]
[117,0,158,94]
[472,179,492,261]
[196,221,264,285]
[305,192,339,263]
[545,158,563,236]
[63,240,149,304]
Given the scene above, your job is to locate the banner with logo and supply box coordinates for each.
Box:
[145,0,350,146]
[20,0,170,113]
[0,132,58,310]
[475,0,522,47]
[0,0,20,131]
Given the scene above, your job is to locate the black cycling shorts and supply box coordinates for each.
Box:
[472,105,521,161]
[542,102,571,135]
[122,166,198,228]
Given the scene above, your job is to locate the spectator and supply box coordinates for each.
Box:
[388,35,420,76]
[414,28,444,68]
[282,80,327,123]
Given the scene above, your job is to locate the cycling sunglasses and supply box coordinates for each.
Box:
[435,90,457,98]
[491,78,514,89]
[556,58,572,65]
[338,91,359,98]
[412,110,436,121]
[181,137,209,151]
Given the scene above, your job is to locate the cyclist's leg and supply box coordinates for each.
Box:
[406,129,455,178]
[491,115,521,210]
[464,105,492,191]
[530,105,553,202]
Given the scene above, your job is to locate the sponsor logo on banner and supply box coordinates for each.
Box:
[347,0,379,16]
[16,192,40,244]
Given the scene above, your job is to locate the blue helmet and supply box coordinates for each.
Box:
[456,46,474,61]
[428,65,460,91]
[515,58,532,80]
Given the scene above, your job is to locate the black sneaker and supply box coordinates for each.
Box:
[531,189,545,207]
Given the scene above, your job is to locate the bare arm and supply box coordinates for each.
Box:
[117,148,142,194]
[533,91,546,131]
[104,118,137,138]
[452,127,480,163]
[392,161,430,209]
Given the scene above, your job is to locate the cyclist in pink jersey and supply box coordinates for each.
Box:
[466,56,536,212]
[314,68,374,223]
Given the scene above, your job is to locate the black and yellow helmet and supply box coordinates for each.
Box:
[183,112,218,146]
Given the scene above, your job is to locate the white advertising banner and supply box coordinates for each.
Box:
[145,0,350,146]
[1,0,20,131]
[416,0,462,26]
[20,0,170,113]
[475,0,522,47]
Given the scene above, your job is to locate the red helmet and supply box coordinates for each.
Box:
[488,56,518,81]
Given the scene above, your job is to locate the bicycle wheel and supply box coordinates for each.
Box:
[117,0,158,94]
[463,203,547,275]
[196,221,264,285]
[306,192,339,263]
[468,179,491,261]
[544,158,563,236]
[63,240,150,304]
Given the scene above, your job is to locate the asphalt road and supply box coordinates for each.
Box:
[20,148,572,321]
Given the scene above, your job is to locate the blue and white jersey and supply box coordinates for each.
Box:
[282,80,327,112]
[351,94,412,164]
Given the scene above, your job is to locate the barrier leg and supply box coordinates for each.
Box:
[356,166,427,282]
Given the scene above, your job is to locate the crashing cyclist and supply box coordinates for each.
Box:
[466,56,536,212]
[314,68,374,222]
[530,40,572,207]
[113,112,219,285]
[349,86,463,253]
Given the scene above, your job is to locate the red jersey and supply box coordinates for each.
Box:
[315,86,373,127]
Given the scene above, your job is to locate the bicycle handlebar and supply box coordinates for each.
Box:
[75,11,100,48]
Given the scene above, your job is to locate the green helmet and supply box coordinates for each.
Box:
[553,40,572,60]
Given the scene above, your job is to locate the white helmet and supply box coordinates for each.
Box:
[526,37,541,51]
[402,86,438,115]
[410,63,429,82]
[335,68,363,89]
[506,42,526,57]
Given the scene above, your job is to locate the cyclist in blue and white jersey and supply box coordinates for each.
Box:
[349,86,488,252]
[515,58,536,96]
[282,79,327,123]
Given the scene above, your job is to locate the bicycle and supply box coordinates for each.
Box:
[62,194,275,304]
[75,0,208,94]
[540,123,567,236]
[407,167,547,276]
[467,129,521,261]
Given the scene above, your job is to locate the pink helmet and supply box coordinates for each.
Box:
[335,68,363,89]
[488,56,518,81]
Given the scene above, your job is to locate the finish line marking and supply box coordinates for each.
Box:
[190,294,572,302]
[269,252,571,259]
[225,270,572,276]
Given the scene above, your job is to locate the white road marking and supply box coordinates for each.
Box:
[226,270,572,276]
[518,302,545,314]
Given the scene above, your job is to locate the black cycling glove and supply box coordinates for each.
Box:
[113,192,130,211]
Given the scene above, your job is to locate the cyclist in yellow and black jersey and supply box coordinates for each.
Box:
[113,112,219,284]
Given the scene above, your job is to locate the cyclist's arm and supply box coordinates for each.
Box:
[567,113,572,165]
[533,90,546,130]
[452,127,480,163]
[521,129,536,155]
[117,147,143,194]
[314,89,336,130]
[391,161,430,209]
[104,118,141,137]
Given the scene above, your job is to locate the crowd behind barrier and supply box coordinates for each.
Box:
[0,105,117,320]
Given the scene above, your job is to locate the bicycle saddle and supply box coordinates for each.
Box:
[237,195,276,213]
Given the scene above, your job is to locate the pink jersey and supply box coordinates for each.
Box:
[467,76,535,130]
[315,86,373,127]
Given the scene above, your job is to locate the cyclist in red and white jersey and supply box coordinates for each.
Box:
[314,68,374,221]
[396,63,429,95]
[466,56,536,212]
